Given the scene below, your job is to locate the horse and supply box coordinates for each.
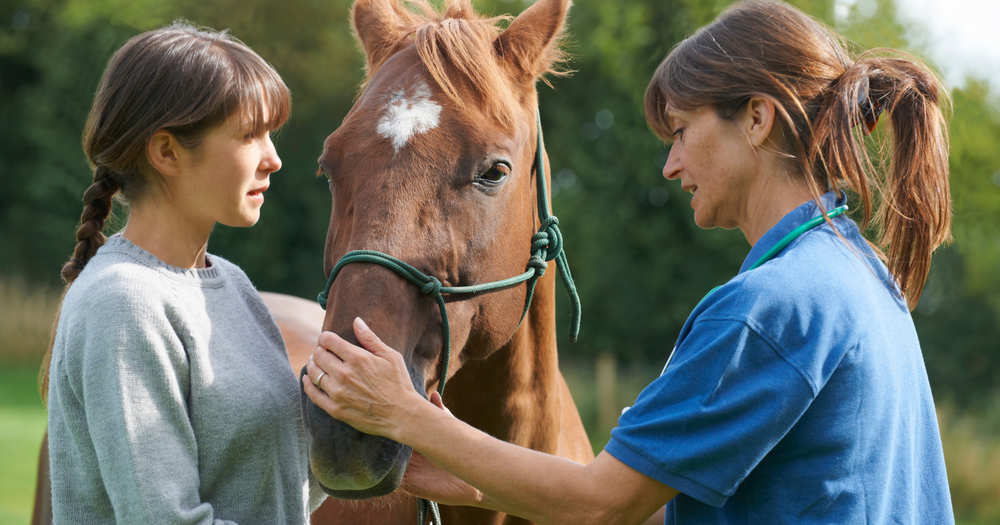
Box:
[297,0,592,522]
[31,0,591,522]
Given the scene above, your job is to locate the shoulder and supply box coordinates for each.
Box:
[205,252,285,341]
[63,253,175,319]
[712,219,898,324]
[687,220,905,389]
[207,253,257,292]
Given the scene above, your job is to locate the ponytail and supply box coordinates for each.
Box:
[643,0,951,310]
[813,53,951,308]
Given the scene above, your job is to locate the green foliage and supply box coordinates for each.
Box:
[1,0,999,405]
[948,81,1000,298]
[540,0,748,362]
[913,81,1000,409]
[0,365,48,523]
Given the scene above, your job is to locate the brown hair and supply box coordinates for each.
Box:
[41,21,291,399]
[644,0,951,310]
[356,0,568,126]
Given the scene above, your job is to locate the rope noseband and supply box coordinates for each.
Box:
[316,112,581,525]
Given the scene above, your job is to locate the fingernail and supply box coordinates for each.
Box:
[355,317,370,331]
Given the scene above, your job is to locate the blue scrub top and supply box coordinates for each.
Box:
[605,193,954,524]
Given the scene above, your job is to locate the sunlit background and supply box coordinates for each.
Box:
[2,0,999,523]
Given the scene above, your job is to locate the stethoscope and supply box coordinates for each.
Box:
[657,204,850,378]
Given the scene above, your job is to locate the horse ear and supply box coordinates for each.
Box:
[495,0,571,82]
[351,0,412,74]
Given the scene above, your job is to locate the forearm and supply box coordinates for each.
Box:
[396,397,666,525]
[306,323,674,523]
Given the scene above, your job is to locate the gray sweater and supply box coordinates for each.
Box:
[48,235,321,524]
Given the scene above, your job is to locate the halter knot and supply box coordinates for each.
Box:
[421,276,443,296]
[531,216,563,262]
[527,254,549,276]
[314,113,581,525]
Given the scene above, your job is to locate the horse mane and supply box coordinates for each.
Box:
[361,0,569,126]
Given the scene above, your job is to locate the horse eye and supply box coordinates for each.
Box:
[481,163,510,184]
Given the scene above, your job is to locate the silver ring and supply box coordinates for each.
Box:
[314,370,327,386]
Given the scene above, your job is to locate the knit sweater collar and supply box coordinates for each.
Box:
[98,234,225,283]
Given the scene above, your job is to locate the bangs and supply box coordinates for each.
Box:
[644,37,702,144]
[644,70,674,144]
[155,24,291,149]
[227,47,291,137]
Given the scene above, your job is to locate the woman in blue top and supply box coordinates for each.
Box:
[302,0,954,523]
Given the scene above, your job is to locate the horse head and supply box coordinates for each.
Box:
[301,0,571,499]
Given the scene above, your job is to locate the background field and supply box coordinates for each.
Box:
[5,355,1000,525]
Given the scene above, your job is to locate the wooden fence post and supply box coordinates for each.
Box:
[596,352,618,433]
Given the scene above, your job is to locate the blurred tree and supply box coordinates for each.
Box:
[1,0,998,406]
[914,80,1000,409]
[0,0,360,299]
[542,0,839,362]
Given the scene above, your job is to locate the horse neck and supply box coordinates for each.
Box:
[443,270,563,453]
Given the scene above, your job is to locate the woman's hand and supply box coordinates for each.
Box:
[302,317,425,441]
[401,450,483,507]
[399,393,484,508]
[304,322,485,507]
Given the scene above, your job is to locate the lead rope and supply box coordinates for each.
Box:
[316,112,581,525]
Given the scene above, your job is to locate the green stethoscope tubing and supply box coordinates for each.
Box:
[660,203,849,376]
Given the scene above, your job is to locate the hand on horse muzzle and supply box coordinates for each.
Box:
[300,319,429,499]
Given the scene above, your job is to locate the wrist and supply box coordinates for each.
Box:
[388,391,435,443]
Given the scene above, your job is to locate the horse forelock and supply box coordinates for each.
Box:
[362,0,568,127]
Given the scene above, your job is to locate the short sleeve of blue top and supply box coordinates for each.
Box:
[605,192,954,524]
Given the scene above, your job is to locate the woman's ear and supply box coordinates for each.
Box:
[147,130,183,177]
[744,96,778,148]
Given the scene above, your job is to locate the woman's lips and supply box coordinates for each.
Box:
[248,184,268,201]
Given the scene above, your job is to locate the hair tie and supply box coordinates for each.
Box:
[94,165,125,191]
[70,257,86,270]
[856,75,886,135]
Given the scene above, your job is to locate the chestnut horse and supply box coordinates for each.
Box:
[299,0,592,522]
[31,0,591,523]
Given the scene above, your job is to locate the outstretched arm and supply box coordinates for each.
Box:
[302,317,677,525]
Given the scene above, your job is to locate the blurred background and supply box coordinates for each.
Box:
[1,0,998,523]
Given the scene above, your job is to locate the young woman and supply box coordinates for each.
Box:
[44,23,322,523]
[302,0,955,523]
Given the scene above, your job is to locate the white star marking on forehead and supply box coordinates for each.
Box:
[377,81,442,153]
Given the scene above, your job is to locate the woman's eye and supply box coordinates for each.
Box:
[480,163,510,184]
[672,128,685,139]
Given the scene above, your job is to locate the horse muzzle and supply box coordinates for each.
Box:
[299,365,425,499]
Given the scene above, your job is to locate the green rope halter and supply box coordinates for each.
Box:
[316,112,581,525]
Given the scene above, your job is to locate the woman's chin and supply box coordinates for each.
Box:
[222,212,262,229]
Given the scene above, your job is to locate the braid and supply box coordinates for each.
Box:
[61,166,121,283]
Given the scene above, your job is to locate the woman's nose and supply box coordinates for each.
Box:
[261,135,282,174]
[662,146,679,180]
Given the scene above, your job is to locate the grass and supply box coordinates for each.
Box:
[0,278,60,366]
[938,401,1000,524]
[0,365,47,525]
[0,276,54,524]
